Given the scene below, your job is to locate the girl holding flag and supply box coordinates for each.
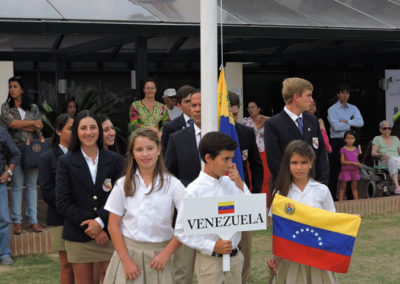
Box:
[267,140,337,284]
[104,128,185,283]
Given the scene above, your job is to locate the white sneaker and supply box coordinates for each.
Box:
[1,255,13,265]
[394,189,400,195]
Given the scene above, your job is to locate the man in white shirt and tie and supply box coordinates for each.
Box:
[264,77,329,186]
[164,89,202,284]
[161,85,195,153]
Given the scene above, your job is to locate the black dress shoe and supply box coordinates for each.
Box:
[383,191,391,196]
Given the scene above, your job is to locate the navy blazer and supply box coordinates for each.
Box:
[161,114,187,155]
[164,125,201,186]
[236,123,264,193]
[39,146,65,226]
[264,111,329,184]
[56,148,123,242]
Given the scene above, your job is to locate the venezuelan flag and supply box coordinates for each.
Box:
[218,201,235,214]
[272,194,361,273]
[217,68,244,180]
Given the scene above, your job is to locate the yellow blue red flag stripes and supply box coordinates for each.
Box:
[217,68,244,180]
[218,201,235,214]
[272,194,361,273]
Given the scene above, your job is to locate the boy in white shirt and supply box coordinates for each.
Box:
[175,131,250,284]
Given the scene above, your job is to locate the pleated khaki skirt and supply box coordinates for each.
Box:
[272,259,338,284]
[104,237,173,284]
[49,226,66,252]
[65,239,114,263]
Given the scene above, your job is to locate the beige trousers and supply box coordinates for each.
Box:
[173,244,196,284]
[239,231,252,284]
[194,250,244,284]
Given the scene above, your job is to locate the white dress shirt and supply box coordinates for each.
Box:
[183,113,192,127]
[194,123,201,149]
[287,179,336,212]
[105,172,185,242]
[174,171,250,255]
[81,148,103,227]
[269,179,335,217]
[81,148,99,184]
[284,106,303,127]
[59,144,68,154]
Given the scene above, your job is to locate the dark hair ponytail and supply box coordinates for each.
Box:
[52,113,74,147]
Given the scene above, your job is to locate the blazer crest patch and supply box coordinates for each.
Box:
[103,178,112,192]
[242,149,249,161]
[312,137,319,149]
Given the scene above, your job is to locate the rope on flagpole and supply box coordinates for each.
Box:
[219,0,223,70]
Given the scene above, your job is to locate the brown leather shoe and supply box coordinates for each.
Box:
[30,223,43,233]
[13,223,22,235]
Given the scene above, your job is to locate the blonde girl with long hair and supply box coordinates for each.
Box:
[104,128,184,283]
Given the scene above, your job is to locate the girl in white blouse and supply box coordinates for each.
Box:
[267,140,337,284]
[104,128,184,284]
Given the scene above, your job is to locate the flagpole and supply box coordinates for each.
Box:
[200,0,218,134]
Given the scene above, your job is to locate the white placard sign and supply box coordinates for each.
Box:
[183,193,267,271]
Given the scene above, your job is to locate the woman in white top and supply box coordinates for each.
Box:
[104,127,185,284]
[243,100,271,194]
[1,76,44,234]
[267,140,337,284]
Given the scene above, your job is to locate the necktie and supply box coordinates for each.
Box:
[296,117,303,135]
[188,119,194,127]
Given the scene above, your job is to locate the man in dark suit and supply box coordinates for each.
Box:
[161,85,195,154]
[229,91,263,284]
[264,77,329,186]
[164,89,201,284]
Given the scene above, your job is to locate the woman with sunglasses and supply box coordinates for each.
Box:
[371,120,400,194]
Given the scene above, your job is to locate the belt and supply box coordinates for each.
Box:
[211,248,239,257]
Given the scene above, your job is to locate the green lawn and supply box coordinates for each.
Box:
[1,213,399,284]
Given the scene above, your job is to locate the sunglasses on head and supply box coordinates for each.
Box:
[382,127,392,130]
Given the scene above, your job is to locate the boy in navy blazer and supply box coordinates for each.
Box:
[264,78,329,186]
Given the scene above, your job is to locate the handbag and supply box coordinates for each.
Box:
[18,128,51,170]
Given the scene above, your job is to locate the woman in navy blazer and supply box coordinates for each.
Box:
[56,110,123,284]
[39,113,74,284]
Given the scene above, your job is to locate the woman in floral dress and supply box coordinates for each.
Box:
[129,78,170,135]
[243,101,271,195]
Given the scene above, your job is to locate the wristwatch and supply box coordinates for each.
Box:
[7,169,13,176]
